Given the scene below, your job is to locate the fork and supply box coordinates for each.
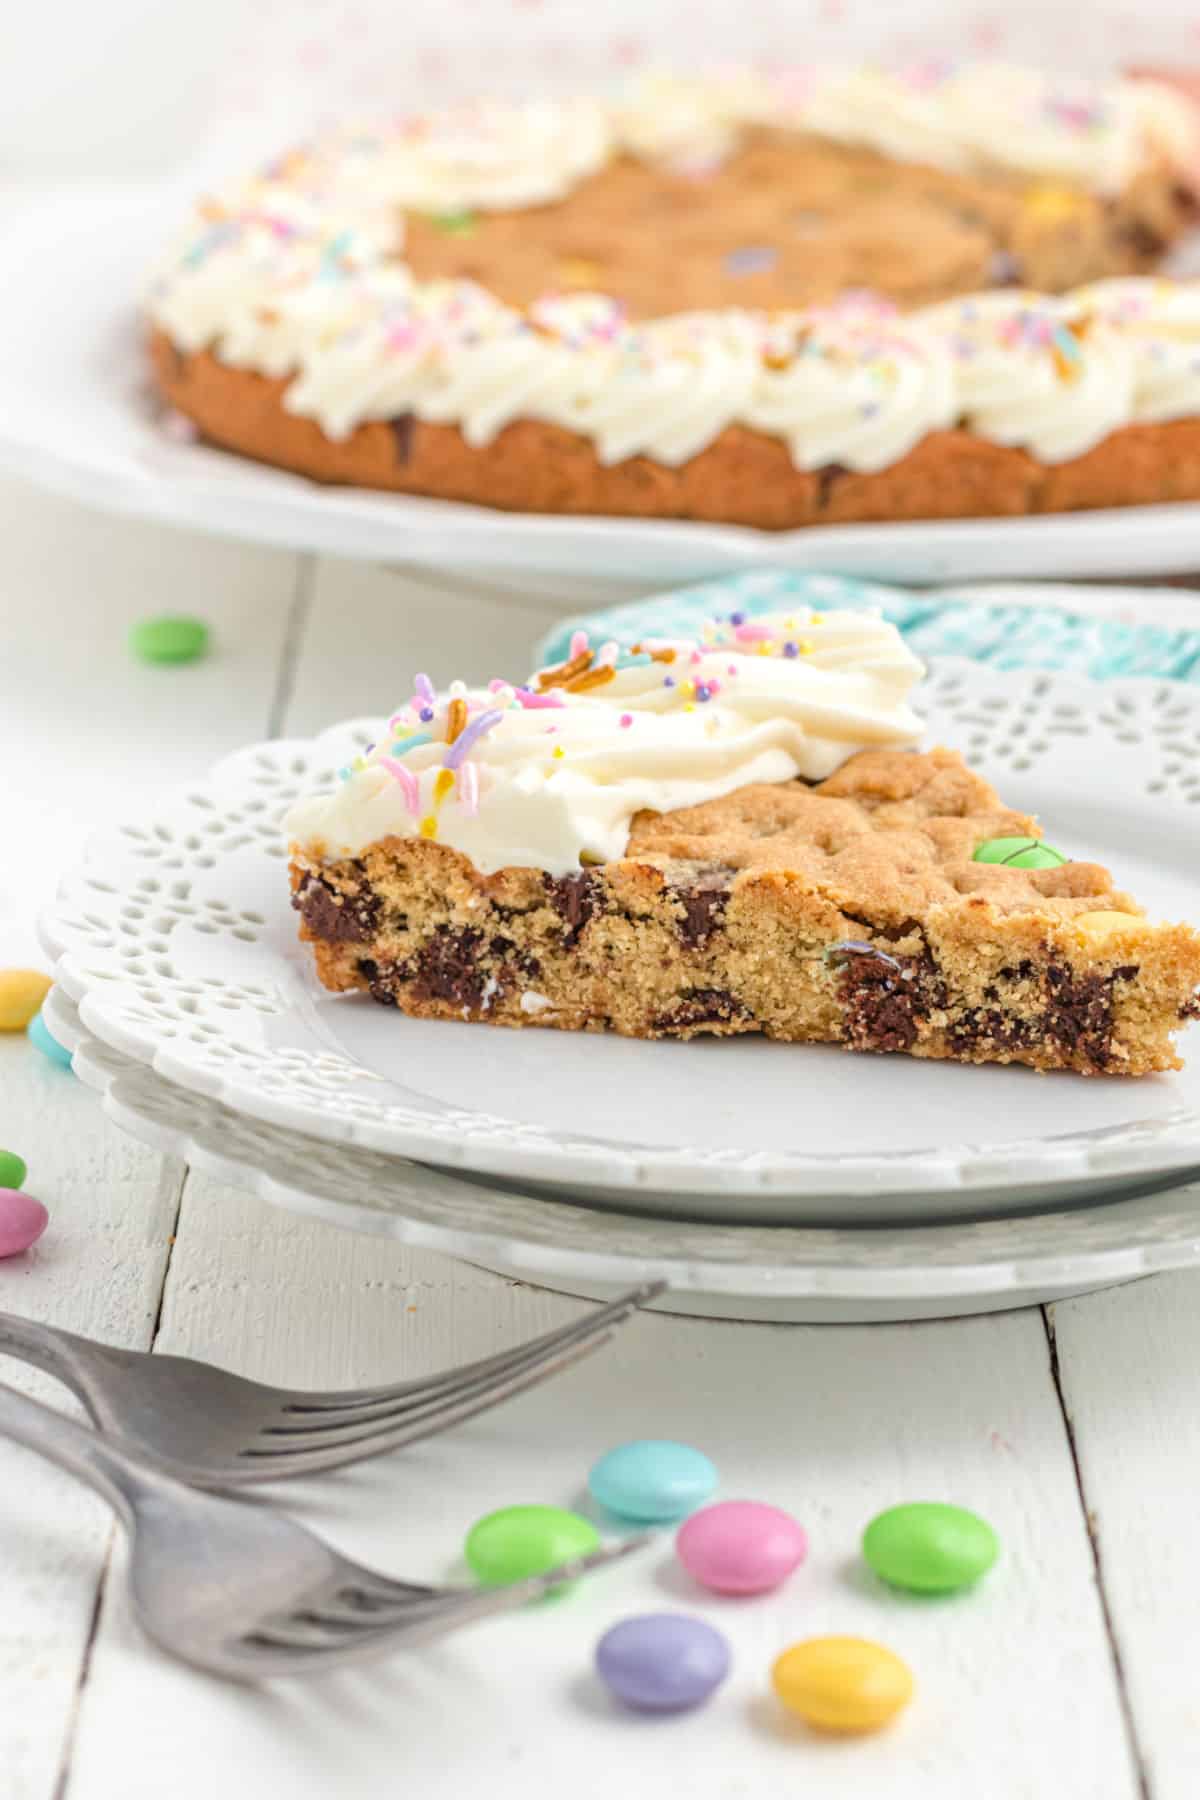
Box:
[0,1283,662,1487]
[0,1377,646,1680]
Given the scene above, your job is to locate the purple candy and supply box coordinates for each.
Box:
[595,1613,731,1713]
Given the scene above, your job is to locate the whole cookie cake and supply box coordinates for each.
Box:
[148,64,1200,530]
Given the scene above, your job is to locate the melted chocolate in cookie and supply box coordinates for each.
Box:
[294,872,380,943]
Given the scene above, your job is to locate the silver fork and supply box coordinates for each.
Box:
[0,1378,646,1680]
[0,1283,662,1487]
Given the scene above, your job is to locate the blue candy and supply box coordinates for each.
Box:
[27,1012,73,1071]
[595,1613,731,1713]
[588,1439,717,1523]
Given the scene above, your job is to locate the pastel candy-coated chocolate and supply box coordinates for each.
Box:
[0,969,52,1032]
[676,1499,807,1594]
[129,615,210,664]
[595,1613,731,1712]
[464,1504,600,1588]
[588,1439,717,1523]
[772,1636,914,1734]
[0,1151,28,1191]
[973,835,1066,869]
[863,1501,999,1593]
[27,1012,73,1070]
[0,1191,49,1259]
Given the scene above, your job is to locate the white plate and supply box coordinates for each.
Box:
[46,987,1200,1324]
[39,659,1200,1220]
[7,180,1200,583]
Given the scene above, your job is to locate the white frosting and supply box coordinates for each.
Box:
[1074,278,1200,424]
[147,67,1200,476]
[285,611,925,877]
[918,291,1137,462]
[620,63,1200,193]
[296,99,613,214]
[612,69,775,168]
[746,306,957,472]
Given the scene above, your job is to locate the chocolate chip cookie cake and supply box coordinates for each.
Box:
[147,64,1200,530]
[286,612,1200,1076]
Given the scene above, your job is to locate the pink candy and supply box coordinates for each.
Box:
[676,1500,808,1595]
[0,1191,49,1259]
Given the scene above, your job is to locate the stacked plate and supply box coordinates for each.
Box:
[41,657,1200,1323]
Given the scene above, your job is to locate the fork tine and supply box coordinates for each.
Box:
[239,1536,652,1668]
[259,1315,623,1441]
[229,1332,614,1479]
[277,1282,665,1415]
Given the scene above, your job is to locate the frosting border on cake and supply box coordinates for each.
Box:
[147,65,1200,475]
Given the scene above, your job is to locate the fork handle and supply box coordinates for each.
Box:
[0,1311,102,1405]
[0,1376,150,1521]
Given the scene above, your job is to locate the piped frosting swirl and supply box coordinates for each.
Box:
[284,610,925,877]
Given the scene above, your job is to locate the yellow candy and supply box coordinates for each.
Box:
[1073,910,1148,945]
[771,1635,913,1735]
[0,970,52,1033]
[1023,184,1087,224]
[558,258,601,287]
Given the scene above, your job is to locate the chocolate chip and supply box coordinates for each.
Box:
[294,873,380,944]
[816,462,848,509]
[652,987,751,1034]
[391,414,415,465]
[357,957,401,1006]
[954,962,1141,1067]
[947,1008,1038,1056]
[410,926,486,1011]
[491,934,541,981]
[545,871,601,948]
[674,883,729,950]
[839,953,921,1054]
[1121,221,1167,259]
[1180,992,1200,1022]
[1043,963,1117,1069]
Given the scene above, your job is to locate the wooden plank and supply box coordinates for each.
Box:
[0,1039,181,1800]
[0,478,299,1798]
[1049,1272,1200,1800]
[62,1174,1137,1800]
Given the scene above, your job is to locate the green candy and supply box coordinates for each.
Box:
[863,1502,999,1594]
[973,835,1067,870]
[429,209,477,235]
[0,1150,27,1191]
[129,615,210,665]
[465,1504,601,1590]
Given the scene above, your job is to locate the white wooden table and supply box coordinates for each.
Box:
[2,476,1199,1800]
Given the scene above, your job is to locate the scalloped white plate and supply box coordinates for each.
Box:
[46,987,1200,1323]
[7,180,1200,582]
[38,658,1200,1222]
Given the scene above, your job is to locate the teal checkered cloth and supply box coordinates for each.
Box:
[535,571,1200,683]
